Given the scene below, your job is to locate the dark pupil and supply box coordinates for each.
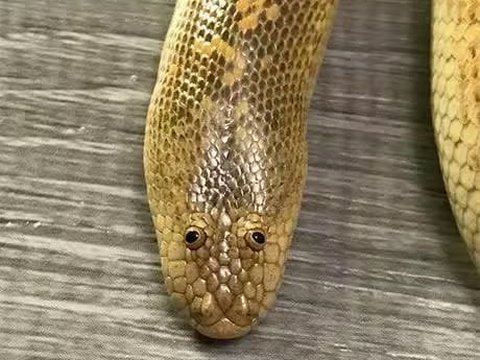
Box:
[252,232,265,244]
[185,231,200,244]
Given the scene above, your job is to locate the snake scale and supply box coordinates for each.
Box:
[143,0,479,339]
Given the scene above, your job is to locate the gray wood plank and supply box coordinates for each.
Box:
[0,0,479,359]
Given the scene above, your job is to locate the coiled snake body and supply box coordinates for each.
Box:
[144,0,479,339]
[432,1,480,270]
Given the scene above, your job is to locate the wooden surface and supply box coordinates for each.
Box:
[1,1,479,359]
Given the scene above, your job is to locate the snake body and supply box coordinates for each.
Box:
[144,0,338,338]
[143,0,480,340]
[432,0,480,269]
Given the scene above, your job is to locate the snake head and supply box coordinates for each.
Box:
[156,209,294,339]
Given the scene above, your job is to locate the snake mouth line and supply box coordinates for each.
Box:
[188,301,258,339]
[194,317,253,339]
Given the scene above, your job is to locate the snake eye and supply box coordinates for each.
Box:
[185,227,206,250]
[246,230,266,251]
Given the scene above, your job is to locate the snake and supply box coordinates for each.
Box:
[144,0,338,338]
[432,0,480,271]
[143,0,479,339]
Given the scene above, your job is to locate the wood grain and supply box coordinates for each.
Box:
[0,0,479,359]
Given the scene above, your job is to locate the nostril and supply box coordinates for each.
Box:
[226,295,250,327]
[197,293,223,326]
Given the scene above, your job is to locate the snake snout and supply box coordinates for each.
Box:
[188,264,261,339]
[188,292,257,339]
[192,289,257,339]
[195,317,253,339]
